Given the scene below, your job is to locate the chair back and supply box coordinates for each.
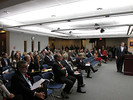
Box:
[33,75,41,83]
[41,72,53,80]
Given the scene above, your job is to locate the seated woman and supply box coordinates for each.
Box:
[98,49,106,63]
[101,46,108,61]
[94,50,102,66]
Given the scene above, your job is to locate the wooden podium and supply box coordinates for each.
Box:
[124,54,133,75]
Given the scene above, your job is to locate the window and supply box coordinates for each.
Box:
[24,41,27,52]
[38,41,40,51]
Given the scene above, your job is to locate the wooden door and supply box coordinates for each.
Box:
[96,38,106,49]
[0,33,6,56]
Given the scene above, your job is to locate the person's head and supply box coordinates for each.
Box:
[121,42,125,47]
[34,54,40,61]
[24,55,31,63]
[63,53,68,60]
[89,49,92,53]
[99,49,101,52]
[95,50,98,54]
[23,52,27,56]
[54,53,62,62]
[17,61,28,73]
[37,51,41,54]
[15,53,20,59]
[78,53,83,59]
[29,52,33,56]
[2,52,8,58]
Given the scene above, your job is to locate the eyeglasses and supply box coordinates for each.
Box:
[20,66,28,69]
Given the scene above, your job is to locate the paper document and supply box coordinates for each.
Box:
[0,84,11,96]
[85,63,90,66]
[31,78,45,90]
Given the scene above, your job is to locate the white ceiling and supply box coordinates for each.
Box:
[0,0,133,39]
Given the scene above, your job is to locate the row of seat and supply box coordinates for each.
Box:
[83,57,99,67]
[1,70,63,100]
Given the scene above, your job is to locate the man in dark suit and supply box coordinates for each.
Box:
[44,52,54,66]
[52,53,76,99]
[61,53,86,93]
[11,61,47,100]
[76,53,92,78]
[115,42,128,73]
[1,52,10,67]
[86,49,94,58]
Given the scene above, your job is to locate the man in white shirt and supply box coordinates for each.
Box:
[115,42,127,73]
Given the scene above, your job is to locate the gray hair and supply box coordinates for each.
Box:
[63,53,68,59]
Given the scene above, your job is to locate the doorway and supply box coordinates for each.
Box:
[96,38,106,49]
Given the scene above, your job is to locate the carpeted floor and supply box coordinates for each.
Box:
[66,60,133,100]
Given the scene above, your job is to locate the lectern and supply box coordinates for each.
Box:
[124,54,133,75]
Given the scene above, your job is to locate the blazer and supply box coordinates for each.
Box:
[61,60,74,76]
[115,46,127,58]
[76,57,85,69]
[52,61,66,82]
[44,55,54,66]
[11,71,34,100]
[86,52,93,58]
[1,58,10,67]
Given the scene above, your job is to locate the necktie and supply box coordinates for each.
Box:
[66,61,73,71]
[23,73,32,89]
[25,74,32,81]
[60,63,68,77]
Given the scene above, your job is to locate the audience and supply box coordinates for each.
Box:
[0,45,113,99]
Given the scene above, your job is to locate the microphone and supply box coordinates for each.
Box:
[0,80,11,96]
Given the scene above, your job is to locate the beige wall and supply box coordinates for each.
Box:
[86,39,93,50]
[106,38,128,48]
[54,39,81,49]
[51,38,130,50]
[128,37,133,53]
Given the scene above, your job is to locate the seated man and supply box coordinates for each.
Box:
[52,53,76,99]
[11,61,47,100]
[1,52,10,67]
[61,53,86,93]
[76,53,97,78]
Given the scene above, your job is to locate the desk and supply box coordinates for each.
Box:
[124,54,133,75]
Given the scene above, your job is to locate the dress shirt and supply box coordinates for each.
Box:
[58,61,68,77]
[65,60,73,71]
[121,46,124,52]
[22,73,32,89]
[3,58,8,67]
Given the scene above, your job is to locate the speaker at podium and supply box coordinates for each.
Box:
[124,54,133,75]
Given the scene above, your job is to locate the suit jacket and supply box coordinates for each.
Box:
[11,71,34,100]
[1,58,10,67]
[76,57,85,69]
[115,46,127,58]
[52,61,66,82]
[44,55,54,66]
[86,52,93,58]
[61,60,74,76]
